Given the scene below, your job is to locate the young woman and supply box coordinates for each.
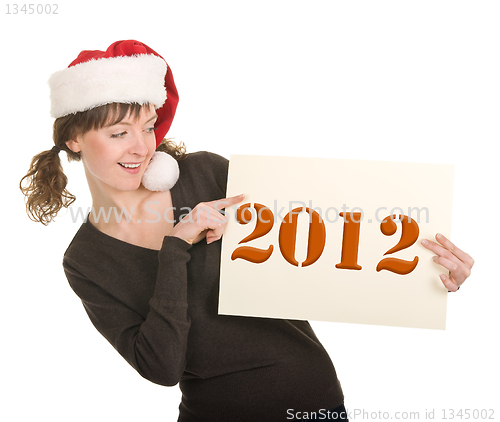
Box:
[20,40,473,421]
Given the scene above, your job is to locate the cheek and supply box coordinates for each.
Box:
[145,139,157,160]
[81,137,117,172]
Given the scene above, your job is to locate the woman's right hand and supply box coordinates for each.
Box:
[170,194,245,245]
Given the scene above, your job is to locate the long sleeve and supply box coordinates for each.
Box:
[63,235,192,386]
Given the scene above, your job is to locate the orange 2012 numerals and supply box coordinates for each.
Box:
[230,203,274,263]
[335,212,362,270]
[230,204,420,275]
[376,215,419,275]
[279,207,326,267]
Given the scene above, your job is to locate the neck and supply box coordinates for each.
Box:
[86,173,156,227]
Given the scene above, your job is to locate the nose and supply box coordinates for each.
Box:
[130,130,150,157]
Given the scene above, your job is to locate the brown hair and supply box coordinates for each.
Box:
[20,103,185,225]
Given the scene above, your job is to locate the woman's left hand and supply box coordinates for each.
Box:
[421,233,474,292]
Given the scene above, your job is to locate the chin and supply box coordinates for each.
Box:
[111,178,143,192]
[124,181,143,191]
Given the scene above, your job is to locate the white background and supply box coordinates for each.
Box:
[2,1,498,420]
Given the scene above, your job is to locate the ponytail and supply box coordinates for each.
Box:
[20,144,76,225]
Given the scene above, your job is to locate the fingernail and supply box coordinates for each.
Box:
[439,274,446,281]
[421,239,428,245]
[436,233,442,238]
[432,256,438,262]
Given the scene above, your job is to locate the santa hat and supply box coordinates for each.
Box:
[48,39,179,147]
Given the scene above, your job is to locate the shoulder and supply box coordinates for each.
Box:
[63,222,94,262]
[177,151,229,196]
[63,221,106,276]
[179,151,228,173]
[63,221,158,296]
[62,222,98,292]
[63,221,127,277]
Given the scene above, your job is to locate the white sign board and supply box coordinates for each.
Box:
[219,155,454,330]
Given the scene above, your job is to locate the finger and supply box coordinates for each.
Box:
[435,233,474,269]
[432,255,469,285]
[209,194,245,211]
[439,272,459,292]
[421,239,466,268]
[421,239,453,259]
[173,205,226,244]
[206,231,220,244]
[206,222,226,244]
[192,203,229,226]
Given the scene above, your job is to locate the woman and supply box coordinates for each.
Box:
[20,40,473,421]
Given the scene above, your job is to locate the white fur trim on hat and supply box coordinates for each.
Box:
[48,54,167,118]
[141,151,180,192]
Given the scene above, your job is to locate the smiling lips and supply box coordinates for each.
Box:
[118,162,142,174]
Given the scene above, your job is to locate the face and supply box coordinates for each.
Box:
[66,105,157,195]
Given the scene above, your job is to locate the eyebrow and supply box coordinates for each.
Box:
[111,114,158,127]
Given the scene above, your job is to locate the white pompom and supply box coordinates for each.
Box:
[141,151,180,191]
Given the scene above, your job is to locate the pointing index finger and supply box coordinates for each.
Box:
[211,194,245,211]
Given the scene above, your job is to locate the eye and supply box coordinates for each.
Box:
[111,131,127,138]
[145,127,158,134]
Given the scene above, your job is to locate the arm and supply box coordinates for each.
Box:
[63,153,239,385]
[64,236,192,386]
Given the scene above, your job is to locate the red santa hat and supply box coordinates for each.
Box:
[48,40,178,147]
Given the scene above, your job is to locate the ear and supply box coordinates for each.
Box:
[66,136,82,153]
